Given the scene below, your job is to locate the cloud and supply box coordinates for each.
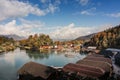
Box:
[0,0,59,21]
[50,23,112,40]
[40,0,61,13]
[80,7,96,15]
[40,0,61,5]
[46,4,58,13]
[50,23,93,40]
[76,0,89,6]
[81,10,92,15]
[0,20,112,40]
[0,19,44,37]
[106,12,120,18]
[40,0,47,3]
[19,19,45,29]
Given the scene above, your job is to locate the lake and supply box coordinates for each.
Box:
[0,48,86,80]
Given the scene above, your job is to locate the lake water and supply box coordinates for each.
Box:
[0,48,86,80]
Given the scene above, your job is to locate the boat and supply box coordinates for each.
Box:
[64,52,75,58]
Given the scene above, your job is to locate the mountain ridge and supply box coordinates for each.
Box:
[0,34,25,40]
[75,33,96,41]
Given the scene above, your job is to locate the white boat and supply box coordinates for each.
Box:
[64,52,75,58]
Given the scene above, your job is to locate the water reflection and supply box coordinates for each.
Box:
[26,50,50,60]
[0,48,86,80]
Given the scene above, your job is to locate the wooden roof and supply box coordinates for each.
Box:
[18,62,56,79]
[63,63,105,78]
[63,54,113,78]
[84,55,112,65]
[76,59,112,73]
[87,54,105,57]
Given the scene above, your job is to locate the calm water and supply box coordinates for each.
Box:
[0,48,86,80]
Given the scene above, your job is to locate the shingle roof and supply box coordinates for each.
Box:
[63,63,105,78]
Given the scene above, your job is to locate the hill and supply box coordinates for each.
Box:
[0,35,14,45]
[75,33,96,41]
[84,25,120,49]
[0,34,25,40]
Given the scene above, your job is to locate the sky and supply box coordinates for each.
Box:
[0,0,120,40]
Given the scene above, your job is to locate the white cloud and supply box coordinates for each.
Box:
[40,0,47,3]
[0,20,113,40]
[77,0,89,6]
[81,10,91,15]
[40,0,61,5]
[106,12,120,18]
[50,23,112,40]
[46,4,58,13]
[0,0,59,21]
[0,19,44,37]
[50,23,93,40]
[40,0,61,14]
[80,7,96,15]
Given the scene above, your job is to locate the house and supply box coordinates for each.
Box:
[87,46,97,50]
[40,45,52,50]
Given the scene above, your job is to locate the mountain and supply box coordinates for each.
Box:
[75,33,96,40]
[0,34,25,40]
[0,35,15,45]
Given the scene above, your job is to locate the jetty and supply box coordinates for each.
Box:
[18,53,113,80]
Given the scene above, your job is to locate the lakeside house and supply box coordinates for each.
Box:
[87,46,97,50]
[40,45,52,50]
[80,46,97,53]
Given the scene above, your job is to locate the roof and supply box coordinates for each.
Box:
[63,63,105,78]
[76,59,112,73]
[18,61,56,79]
[84,55,112,65]
[62,54,113,78]
[88,54,104,57]
[87,46,97,49]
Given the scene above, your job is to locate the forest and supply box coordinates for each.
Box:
[19,34,53,50]
[1,25,120,51]
[84,25,120,49]
[0,36,15,52]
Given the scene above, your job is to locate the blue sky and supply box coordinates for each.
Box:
[0,0,120,40]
